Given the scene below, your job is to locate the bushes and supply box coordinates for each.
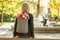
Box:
[0,13,15,22]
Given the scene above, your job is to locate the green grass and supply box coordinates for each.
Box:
[0,22,15,25]
[3,22,14,23]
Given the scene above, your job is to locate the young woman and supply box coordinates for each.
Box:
[13,3,34,38]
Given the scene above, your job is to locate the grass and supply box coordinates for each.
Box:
[0,22,15,26]
[3,21,14,23]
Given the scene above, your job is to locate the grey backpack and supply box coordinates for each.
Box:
[16,19,28,33]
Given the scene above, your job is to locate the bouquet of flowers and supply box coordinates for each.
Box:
[16,11,29,20]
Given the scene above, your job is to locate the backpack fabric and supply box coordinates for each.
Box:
[16,19,28,33]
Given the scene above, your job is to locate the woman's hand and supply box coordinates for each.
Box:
[13,36,18,38]
[29,37,33,39]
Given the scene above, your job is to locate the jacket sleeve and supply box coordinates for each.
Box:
[13,19,17,37]
[30,14,34,38]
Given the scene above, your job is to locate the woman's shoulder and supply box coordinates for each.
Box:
[28,13,33,17]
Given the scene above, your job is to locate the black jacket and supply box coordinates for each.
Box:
[13,13,34,38]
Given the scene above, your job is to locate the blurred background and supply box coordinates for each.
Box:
[0,0,60,39]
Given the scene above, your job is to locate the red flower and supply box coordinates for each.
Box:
[16,12,29,20]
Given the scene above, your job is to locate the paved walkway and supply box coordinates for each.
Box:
[0,21,60,39]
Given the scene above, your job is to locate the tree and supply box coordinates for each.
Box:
[37,0,40,17]
[48,0,60,18]
[0,0,21,23]
[0,0,38,23]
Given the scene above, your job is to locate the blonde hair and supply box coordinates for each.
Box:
[21,3,30,12]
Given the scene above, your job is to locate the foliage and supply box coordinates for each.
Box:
[48,0,60,19]
[0,0,38,22]
[0,0,21,22]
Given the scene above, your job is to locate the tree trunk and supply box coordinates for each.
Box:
[37,0,40,17]
[1,1,3,24]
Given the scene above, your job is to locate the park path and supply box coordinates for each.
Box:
[0,21,60,39]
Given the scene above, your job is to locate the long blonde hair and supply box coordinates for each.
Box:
[21,3,30,12]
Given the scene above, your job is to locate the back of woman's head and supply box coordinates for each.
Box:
[22,3,30,12]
